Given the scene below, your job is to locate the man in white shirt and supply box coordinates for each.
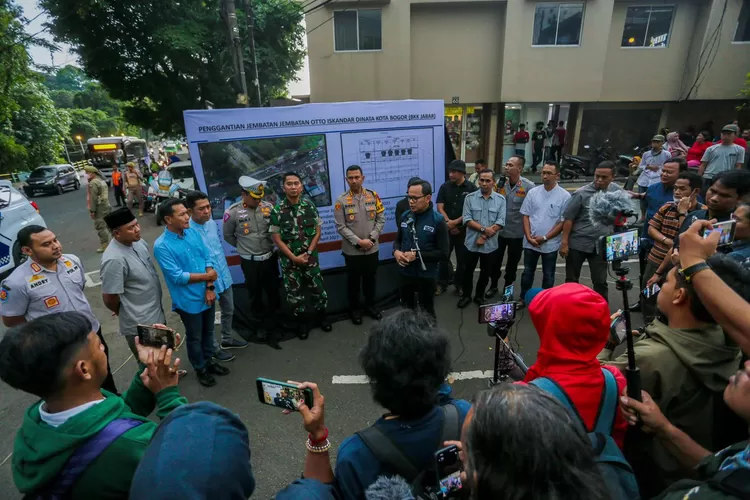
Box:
[519,161,571,304]
[699,124,746,195]
[637,135,671,218]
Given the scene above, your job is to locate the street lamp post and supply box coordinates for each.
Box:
[75,135,85,154]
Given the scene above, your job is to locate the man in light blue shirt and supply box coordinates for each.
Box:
[458,170,506,308]
[154,199,229,388]
[187,191,249,363]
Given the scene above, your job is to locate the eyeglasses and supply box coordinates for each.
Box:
[407,195,427,202]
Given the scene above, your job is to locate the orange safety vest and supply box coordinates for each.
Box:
[112,170,122,186]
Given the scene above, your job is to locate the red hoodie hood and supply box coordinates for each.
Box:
[524,283,610,380]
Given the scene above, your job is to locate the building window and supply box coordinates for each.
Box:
[334,9,382,51]
[735,0,750,42]
[532,3,584,46]
[621,5,675,47]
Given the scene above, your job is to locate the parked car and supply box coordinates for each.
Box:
[0,181,45,275]
[23,164,80,197]
[166,161,196,191]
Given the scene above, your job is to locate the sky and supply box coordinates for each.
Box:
[16,0,311,96]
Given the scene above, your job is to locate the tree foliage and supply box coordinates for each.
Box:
[41,0,306,134]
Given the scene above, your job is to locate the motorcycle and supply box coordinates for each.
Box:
[147,170,180,225]
[560,141,614,179]
[617,145,648,178]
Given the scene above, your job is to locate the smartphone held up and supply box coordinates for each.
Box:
[256,378,313,412]
[136,324,176,350]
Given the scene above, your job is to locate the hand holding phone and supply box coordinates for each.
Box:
[702,219,736,247]
[609,312,627,345]
[137,324,176,350]
[435,445,463,497]
[257,378,314,412]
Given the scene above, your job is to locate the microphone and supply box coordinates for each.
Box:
[588,189,637,228]
[365,475,415,500]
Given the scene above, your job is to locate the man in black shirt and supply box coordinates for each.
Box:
[531,122,547,173]
[436,160,478,296]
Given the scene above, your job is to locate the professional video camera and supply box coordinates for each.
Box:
[590,189,642,401]
[481,286,528,385]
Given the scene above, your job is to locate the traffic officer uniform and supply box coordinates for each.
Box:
[223,176,280,342]
[85,165,112,253]
[333,186,385,323]
[0,253,117,393]
[269,195,328,329]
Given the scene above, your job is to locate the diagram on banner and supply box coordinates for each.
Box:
[341,128,435,199]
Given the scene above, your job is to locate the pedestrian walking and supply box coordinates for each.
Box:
[333,165,385,325]
[111,164,126,207]
[124,162,144,216]
[85,165,111,253]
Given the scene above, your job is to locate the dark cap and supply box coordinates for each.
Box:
[448,159,466,174]
[722,124,739,134]
[103,207,136,230]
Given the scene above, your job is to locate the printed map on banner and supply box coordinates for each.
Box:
[341,128,435,199]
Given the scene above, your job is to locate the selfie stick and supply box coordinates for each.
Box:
[408,219,427,271]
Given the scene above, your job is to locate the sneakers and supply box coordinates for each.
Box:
[196,369,216,387]
[485,287,499,299]
[213,349,235,362]
[473,296,485,306]
[220,338,249,349]
[206,361,230,376]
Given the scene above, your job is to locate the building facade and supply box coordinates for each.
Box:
[306,0,750,169]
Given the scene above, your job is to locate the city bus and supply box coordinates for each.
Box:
[86,136,148,184]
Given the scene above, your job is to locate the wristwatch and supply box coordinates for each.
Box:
[542,236,548,242]
[306,249,313,256]
[678,212,687,217]
[480,226,486,234]
[206,285,216,291]
[679,261,711,283]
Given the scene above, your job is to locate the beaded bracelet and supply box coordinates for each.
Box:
[306,438,331,453]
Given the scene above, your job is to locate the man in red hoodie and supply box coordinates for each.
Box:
[523,283,628,449]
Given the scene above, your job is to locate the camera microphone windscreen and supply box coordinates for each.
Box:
[365,475,415,500]
[588,189,636,228]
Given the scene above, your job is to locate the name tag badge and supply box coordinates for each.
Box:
[423,225,435,233]
[400,222,408,228]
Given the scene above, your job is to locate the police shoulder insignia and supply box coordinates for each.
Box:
[335,202,342,211]
[223,212,231,223]
[0,287,8,302]
[30,262,41,273]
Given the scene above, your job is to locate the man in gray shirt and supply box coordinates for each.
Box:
[101,208,166,358]
[561,161,621,302]
[699,124,746,193]
[459,170,506,308]
[487,155,535,299]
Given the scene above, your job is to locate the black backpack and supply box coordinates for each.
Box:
[356,403,462,499]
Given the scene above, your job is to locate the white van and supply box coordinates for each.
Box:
[0,181,47,275]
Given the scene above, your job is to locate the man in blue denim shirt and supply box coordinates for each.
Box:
[186,191,249,364]
[458,170,506,308]
[154,199,229,388]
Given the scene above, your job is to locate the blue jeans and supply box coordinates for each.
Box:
[213,287,235,352]
[520,249,558,300]
[176,305,216,371]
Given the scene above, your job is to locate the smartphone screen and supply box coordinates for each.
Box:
[478,302,516,324]
[703,220,736,246]
[136,325,175,349]
[435,445,463,497]
[503,284,514,301]
[603,230,640,262]
[256,378,312,411]
[609,315,627,344]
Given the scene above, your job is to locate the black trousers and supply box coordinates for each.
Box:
[97,327,118,394]
[113,185,126,206]
[565,248,609,302]
[489,237,524,291]
[531,148,544,171]
[400,275,436,318]
[240,255,281,330]
[439,232,469,288]
[462,250,494,300]
[344,252,379,310]
[550,145,563,163]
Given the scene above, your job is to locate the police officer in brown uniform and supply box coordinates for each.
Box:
[223,176,280,346]
[333,165,385,324]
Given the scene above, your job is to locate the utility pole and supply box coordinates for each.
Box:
[244,0,262,107]
[62,140,72,164]
[223,0,250,107]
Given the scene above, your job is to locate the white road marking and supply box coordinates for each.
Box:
[332,370,495,385]
[84,270,101,288]
[0,452,11,468]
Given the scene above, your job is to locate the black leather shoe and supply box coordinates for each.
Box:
[364,307,382,320]
[629,301,642,312]
[473,295,485,306]
[206,361,230,376]
[485,287,499,299]
[196,369,216,387]
[457,296,472,309]
[350,311,362,325]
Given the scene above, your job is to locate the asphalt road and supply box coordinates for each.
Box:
[0,172,644,498]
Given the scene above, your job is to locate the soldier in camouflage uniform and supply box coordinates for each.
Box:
[84,165,111,253]
[269,172,331,339]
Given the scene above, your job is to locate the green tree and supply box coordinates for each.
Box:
[73,82,121,115]
[41,0,305,134]
[50,89,75,108]
[43,64,88,92]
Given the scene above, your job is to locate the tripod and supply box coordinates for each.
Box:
[613,264,642,401]
[487,319,528,386]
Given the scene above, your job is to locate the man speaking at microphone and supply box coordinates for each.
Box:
[561,161,622,302]
[394,180,449,319]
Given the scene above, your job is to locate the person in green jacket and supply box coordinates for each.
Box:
[598,253,749,497]
[0,311,186,499]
